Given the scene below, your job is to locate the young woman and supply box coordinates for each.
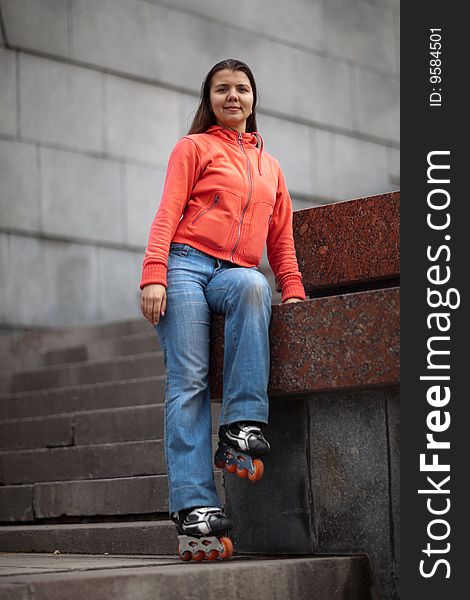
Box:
[140,59,305,560]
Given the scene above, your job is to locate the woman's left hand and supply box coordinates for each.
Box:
[282,297,304,304]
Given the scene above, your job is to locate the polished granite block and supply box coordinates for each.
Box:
[293,191,400,294]
[209,287,399,400]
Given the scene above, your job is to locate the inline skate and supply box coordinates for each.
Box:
[214,421,270,483]
[171,506,233,561]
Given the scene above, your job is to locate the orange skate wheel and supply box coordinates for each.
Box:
[207,549,219,560]
[214,457,226,469]
[226,463,236,474]
[248,458,264,482]
[237,466,248,478]
[179,550,191,561]
[219,536,233,559]
[193,550,205,561]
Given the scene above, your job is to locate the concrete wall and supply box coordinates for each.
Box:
[0,0,400,328]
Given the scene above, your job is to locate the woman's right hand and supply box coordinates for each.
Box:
[140,284,167,326]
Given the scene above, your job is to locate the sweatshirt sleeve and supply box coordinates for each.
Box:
[266,165,307,302]
[140,137,201,289]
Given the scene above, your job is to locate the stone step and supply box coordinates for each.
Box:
[0,403,221,451]
[0,437,221,485]
[0,319,149,375]
[0,436,221,486]
[0,521,176,555]
[42,331,159,367]
[0,406,163,452]
[0,376,165,420]
[0,550,372,600]
[0,351,165,394]
[0,472,225,522]
[0,439,165,485]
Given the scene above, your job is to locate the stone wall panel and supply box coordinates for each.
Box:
[152,5,228,92]
[19,53,103,152]
[72,0,159,79]
[97,246,142,322]
[323,0,397,74]
[41,147,123,244]
[0,140,39,232]
[257,113,313,197]
[223,31,298,117]
[180,93,198,135]
[353,68,400,143]
[387,146,400,186]
[1,0,69,56]
[0,234,10,326]
[126,163,165,248]
[0,47,16,136]
[106,74,181,166]
[2,235,98,327]
[311,128,390,201]
[293,48,353,130]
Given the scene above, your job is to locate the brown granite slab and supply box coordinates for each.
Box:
[209,287,399,399]
[293,192,400,294]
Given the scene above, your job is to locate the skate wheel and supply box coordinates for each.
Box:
[226,463,236,474]
[193,550,205,561]
[207,549,219,560]
[248,459,264,482]
[214,457,226,469]
[237,466,248,478]
[218,536,234,560]
[179,550,191,561]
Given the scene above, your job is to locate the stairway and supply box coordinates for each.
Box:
[0,320,224,551]
[0,320,373,599]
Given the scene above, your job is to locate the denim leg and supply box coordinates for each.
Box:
[205,267,272,426]
[156,250,221,514]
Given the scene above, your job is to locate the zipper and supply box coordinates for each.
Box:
[230,132,253,262]
[191,194,219,224]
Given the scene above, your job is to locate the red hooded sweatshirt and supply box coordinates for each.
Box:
[140,125,306,302]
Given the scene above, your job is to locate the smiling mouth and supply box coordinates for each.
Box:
[225,107,241,110]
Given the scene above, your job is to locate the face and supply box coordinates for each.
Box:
[209,69,254,133]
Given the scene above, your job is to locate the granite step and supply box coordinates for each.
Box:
[0,404,163,451]
[0,439,166,485]
[0,404,221,451]
[0,352,165,394]
[0,437,220,485]
[0,319,150,375]
[0,472,225,523]
[0,376,166,420]
[0,521,177,555]
[42,331,159,367]
[0,551,373,600]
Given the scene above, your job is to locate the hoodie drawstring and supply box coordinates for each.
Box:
[254,132,264,176]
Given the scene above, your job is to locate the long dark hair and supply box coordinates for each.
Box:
[188,59,259,134]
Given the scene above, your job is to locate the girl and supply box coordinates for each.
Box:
[140,59,305,559]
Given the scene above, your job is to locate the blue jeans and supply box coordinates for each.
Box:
[156,243,272,514]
